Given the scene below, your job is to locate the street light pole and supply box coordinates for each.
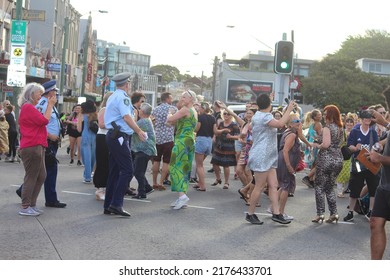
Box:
[81,12,91,97]
[59,16,69,98]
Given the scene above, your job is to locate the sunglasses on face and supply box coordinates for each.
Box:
[291,119,300,123]
[223,113,230,116]
[379,111,386,115]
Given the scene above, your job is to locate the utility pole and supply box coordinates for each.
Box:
[211,56,218,102]
[59,17,69,98]
[81,13,91,97]
[101,47,108,97]
[289,30,295,101]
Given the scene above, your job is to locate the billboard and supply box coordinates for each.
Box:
[226,79,273,104]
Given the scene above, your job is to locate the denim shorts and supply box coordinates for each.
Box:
[235,140,242,152]
[195,136,212,155]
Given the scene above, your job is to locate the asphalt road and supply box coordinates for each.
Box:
[0,136,389,261]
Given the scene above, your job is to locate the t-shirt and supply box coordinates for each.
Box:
[197,114,215,137]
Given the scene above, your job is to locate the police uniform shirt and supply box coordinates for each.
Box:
[36,96,61,136]
[104,89,135,135]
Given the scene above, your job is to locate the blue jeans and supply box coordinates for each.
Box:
[81,131,96,181]
[44,141,59,203]
[130,151,152,196]
[104,132,133,209]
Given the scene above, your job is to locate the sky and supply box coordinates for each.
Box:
[70,0,390,77]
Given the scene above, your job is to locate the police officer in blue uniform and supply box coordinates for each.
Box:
[36,80,67,208]
[104,72,146,216]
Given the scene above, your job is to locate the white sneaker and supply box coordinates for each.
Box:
[31,207,44,214]
[95,188,105,201]
[266,207,273,214]
[170,199,180,207]
[283,213,294,221]
[173,196,189,210]
[19,207,40,216]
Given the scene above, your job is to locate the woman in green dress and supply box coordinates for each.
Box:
[167,90,198,210]
[336,116,355,197]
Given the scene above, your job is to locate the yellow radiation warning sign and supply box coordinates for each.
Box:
[13,48,22,56]
[10,45,26,65]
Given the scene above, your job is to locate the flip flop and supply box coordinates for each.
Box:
[196,188,206,191]
[238,189,248,202]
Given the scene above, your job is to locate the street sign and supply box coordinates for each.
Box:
[7,64,26,87]
[12,9,45,21]
[10,45,25,65]
[11,20,27,44]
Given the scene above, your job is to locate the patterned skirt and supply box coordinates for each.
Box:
[211,138,237,167]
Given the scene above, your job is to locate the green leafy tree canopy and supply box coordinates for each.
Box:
[302,30,390,113]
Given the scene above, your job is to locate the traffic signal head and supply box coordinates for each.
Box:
[274,41,294,74]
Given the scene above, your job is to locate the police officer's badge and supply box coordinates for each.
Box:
[124,99,130,106]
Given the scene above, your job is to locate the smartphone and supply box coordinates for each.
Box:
[285,98,296,113]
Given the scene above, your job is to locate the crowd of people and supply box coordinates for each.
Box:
[3,71,390,259]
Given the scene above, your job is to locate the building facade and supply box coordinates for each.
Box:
[214,51,315,105]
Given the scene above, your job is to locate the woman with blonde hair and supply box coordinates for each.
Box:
[167,90,198,209]
[302,109,322,188]
[93,92,113,200]
[210,106,241,189]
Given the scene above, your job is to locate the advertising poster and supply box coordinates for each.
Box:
[227,79,273,104]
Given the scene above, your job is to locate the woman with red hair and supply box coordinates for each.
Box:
[311,105,344,223]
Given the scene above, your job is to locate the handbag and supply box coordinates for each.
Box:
[295,155,306,172]
[341,145,352,160]
[356,148,381,175]
[340,129,352,160]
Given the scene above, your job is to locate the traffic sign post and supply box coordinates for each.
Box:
[10,20,27,44]
[9,19,27,87]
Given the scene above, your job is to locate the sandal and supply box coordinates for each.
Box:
[223,183,229,189]
[196,188,206,191]
[238,189,248,203]
[193,185,200,189]
[211,179,222,186]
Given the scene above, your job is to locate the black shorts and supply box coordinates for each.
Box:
[347,170,380,198]
[372,188,390,221]
[153,142,174,164]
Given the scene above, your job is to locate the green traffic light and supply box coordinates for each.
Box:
[280,62,289,69]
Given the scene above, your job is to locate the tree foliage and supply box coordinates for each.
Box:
[302,30,390,113]
[150,64,183,82]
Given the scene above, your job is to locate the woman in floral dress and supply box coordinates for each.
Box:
[167,90,198,210]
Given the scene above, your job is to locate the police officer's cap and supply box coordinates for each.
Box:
[42,80,59,95]
[112,72,131,86]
